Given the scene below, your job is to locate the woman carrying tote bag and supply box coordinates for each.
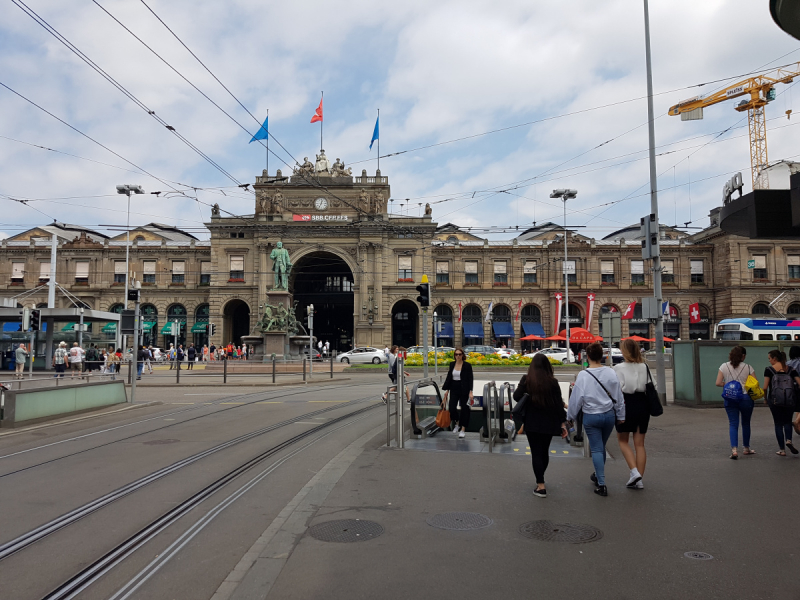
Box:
[513,353,567,498]
[442,348,474,439]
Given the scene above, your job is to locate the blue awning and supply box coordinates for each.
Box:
[492,321,515,338]
[437,321,454,338]
[3,322,21,332]
[522,321,545,337]
[462,322,484,338]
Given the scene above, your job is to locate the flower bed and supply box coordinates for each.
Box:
[403,350,562,367]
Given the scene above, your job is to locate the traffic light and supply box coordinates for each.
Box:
[208,323,215,336]
[307,304,314,329]
[30,309,41,332]
[416,282,430,307]
[22,307,31,331]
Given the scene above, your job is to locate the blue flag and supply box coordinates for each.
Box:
[662,300,669,315]
[249,116,268,143]
[369,115,379,150]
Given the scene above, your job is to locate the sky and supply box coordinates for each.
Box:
[0,0,798,241]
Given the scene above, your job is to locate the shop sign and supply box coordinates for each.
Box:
[293,214,350,222]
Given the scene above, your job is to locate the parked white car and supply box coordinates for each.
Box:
[494,348,518,359]
[338,347,386,364]
[524,347,575,363]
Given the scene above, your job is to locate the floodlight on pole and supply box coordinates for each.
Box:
[550,189,578,362]
[117,184,144,356]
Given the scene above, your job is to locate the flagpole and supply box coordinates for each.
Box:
[266,109,269,175]
[320,91,323,152]
[377,108,380,172]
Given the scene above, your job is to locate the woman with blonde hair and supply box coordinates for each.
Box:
[613,339,650,489]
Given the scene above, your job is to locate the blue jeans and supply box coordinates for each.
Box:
[725,397,754,448]
[583,410,616,486]
[137,362,144,379]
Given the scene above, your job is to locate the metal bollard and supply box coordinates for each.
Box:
[127,360,132,385]
[303,358,307,382]
[176,359,180,384]
[272,355,276,384]
[330,354,333,379]
[223,356,227,384]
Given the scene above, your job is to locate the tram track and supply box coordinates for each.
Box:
[0,394,378,561]
[40,402,380,600]
[0,378,386,477]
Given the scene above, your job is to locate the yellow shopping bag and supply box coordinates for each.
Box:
[745,374,765,401]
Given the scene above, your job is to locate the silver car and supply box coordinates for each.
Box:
[338,347,386,364]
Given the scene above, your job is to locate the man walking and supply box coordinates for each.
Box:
[52,341,68,377]
[15,343,28,379]
[187,343,196,369]
[210,342,216,361]
[136,346,148,380]
[68,342,84,379]
[176,344,185,370]
[145,346,154,374]
[324,340,330,358]
[168,343,175,369]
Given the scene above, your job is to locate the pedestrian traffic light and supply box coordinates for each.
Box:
[208,323,215,336]
[30,309,41,332]
[21,307,30,331]
[415,282,430,307]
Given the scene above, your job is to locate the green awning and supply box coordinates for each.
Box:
[101,322,116,333]
[191,322,208,333]
[141,321,156,332]
[61,322,77,332]
[160,323,176,334]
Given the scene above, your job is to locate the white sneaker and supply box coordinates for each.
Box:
[635,480,644,489]
[453,426,460,435]
[458,431,466,439]
[626,469,642,488]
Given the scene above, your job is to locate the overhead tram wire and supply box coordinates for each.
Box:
[11,0,242,186]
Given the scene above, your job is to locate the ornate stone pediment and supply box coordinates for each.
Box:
[63,231,103,249]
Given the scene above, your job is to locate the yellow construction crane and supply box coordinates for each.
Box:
[668,62,800,190]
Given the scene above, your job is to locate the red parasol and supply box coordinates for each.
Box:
[558,327,597,343]
[622,335,651,342]
[520,334,545,341]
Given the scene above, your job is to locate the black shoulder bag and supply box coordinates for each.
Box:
[511,376,529,418]
[645,364,663,417]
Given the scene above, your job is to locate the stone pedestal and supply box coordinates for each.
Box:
[264,331,287,358]
[267,289,291,310]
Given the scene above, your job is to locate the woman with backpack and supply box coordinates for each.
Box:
[716,346,756,459]
[512,353,567,498]
[763,350,800,456]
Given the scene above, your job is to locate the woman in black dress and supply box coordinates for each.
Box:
[442,348,474,439]
[513,353,567,498]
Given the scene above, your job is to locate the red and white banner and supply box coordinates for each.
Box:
[310,97,323,123]
[293,214,311,221]
[585,292,596,331]
[516,299,523,321]
[554,292,563,334]
[621,301,636,320]
[689,302,701,324]
[458,302,462,322]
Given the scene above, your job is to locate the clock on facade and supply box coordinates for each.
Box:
[314,197,328,211]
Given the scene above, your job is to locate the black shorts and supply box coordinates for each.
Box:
[615,391,650,434]
[389,374,396,384]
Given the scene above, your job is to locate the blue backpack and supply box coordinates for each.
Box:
[722,380,746,404]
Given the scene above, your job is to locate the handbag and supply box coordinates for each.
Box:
[744,374,765,401]
[511,392,529,418]
[435,405,451,429]
[645,365,663,417]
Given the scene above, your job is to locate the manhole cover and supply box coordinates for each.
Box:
[143,439,180,445]
[684,551,713,560]
[307,519,383,543]
[426,512,493,531]
[519,520,603,544]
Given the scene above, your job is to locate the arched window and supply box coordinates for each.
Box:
[752,302,771,315]
[432,304,454,346]
[192,304,210,348]
[598,304,619,337]
[787,303,800,315]
[166,304,188,346]
[689,304,711,340]
[109,303,124,314]
[461,304,483,345]
[664,304,681,338]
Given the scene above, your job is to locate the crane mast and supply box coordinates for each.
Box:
[668,62,800,190]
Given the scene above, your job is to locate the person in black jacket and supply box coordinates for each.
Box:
[442,348,474,439]
[187,344,197,369]
[513,353,567,498]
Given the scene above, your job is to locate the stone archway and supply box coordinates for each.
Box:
[391,300,419,348]
[223,299,250,346]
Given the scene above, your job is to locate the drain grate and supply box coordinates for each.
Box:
[307,519,383,543]
[143,439,180,445]
[684,551,713,560]
[426,512,493,531]
[519,520,603,544]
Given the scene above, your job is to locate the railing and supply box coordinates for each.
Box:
[482,381,500,452]
[353,176,388,184]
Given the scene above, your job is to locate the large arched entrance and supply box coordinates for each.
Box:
[291,251,354,352]
[223,300,250,346]
[392,300,419,348]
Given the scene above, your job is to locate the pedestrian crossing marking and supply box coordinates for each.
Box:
[551,450,556,454]
[513,448,519,452]
[221,402,245,405]
[525,452,530,455]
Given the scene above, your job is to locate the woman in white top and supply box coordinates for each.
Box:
[715,345,755,459]
[567,343,625,496]
[613,339,650,489]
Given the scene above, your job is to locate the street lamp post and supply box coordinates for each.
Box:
[551,189,578,362]
[116,184,144,356]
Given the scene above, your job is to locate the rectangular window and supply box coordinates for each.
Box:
[435,261,449,284]
[465,260,478,284]
[789,255,800,279]
[200,261,210,285]
[600,260,615,284]
[398,256,412,280]
[143,260,156,284]
[690,259,704,284]
[752,254,767,280]
[11,261,25,282]
[493,261,508,284]
[562,260,576,284]
[523,260,537,284]
[631,260,645,285]
[39,262,50,282]
[74,261,89,283]
[758,334,774,340]
[114,260,126,284]
[661,259,675,284]
[172,260,185,284]
[229,255,244,281]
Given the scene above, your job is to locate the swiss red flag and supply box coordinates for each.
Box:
[310,97,323,123]
[621,301,636,320]
[689,302,701,324]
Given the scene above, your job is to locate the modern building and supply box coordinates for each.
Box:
[2,160,799,364]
